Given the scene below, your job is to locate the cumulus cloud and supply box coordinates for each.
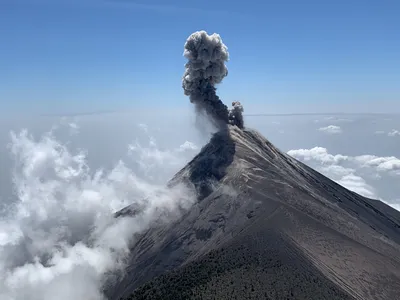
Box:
[0,124,197,300]
[388,129,400,137]
[318,125,342,134]
[288,147,400,208]
[128,124,199,183]
[288,147,348,164]
[178,141,198,152]
[374,129,400,137]
[289,147,400,176]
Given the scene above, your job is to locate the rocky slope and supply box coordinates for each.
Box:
[107,126,400,300]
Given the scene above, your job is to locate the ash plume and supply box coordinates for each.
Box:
[228,101,244,129]
[182,30,244,129]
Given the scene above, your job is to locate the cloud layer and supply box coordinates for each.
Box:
[288,147,400,206]
[318,125,342,134]
[0,123,198,300]
[388,129,400,137]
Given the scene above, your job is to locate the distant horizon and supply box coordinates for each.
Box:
[1,2,400,299]
[1,108,399,119]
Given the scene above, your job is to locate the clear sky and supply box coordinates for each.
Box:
[1,0,399,114]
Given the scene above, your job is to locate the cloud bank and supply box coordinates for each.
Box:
[0,124,198,300]
[318,125,342,134]
[374,129,400,137]
[388,129,400,137]
[288,147,400,207]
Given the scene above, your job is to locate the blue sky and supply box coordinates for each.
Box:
[1,0,399,114]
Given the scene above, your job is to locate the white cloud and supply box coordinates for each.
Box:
[373,129,400,137]
[354,155,400,173]
[337,173,376,199]
[288,147,400,203]
[384,201,400,212]
[388,129,400,137]
[68,122,80,135]
[318,125,342,134]
[374,130,385,135]
[287,147,348,164]
[0,125,197,300]
[128,125,198,183]
[137,123,148,132]
[289,147,400,176]
[178,141,198,152]
[323,116,353,123]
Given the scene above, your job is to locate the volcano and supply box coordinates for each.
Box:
[108,125,400,300]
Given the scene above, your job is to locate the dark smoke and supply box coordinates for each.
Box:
[182,30,244,129]
[229,101,244,129]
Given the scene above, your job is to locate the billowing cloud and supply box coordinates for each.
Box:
[289,147,400,176]
[388,129,400,137]
[353,155,400,172]
[287,147,348,164]
[374,129,400,137]
[178,141,198,152]
[288,147,400,209]
[0,124,197,300]
[318,125,342,134]
[128,124,199,183]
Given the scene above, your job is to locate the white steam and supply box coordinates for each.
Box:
[0,124,198,300]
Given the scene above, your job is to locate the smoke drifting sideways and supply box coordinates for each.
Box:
[182,30,244,129]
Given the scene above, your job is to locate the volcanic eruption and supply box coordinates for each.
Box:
[107,31,400,300]
[182,30,244,129]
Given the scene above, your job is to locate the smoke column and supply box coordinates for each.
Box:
[229,101,244,129]
[182,30,244,129]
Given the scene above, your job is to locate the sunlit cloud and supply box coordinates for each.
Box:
[318,125,342,134]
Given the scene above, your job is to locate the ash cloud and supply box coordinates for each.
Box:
[182,30,244,129]
[229,101,244,129]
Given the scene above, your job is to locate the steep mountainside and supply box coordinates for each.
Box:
[108,126,400,300]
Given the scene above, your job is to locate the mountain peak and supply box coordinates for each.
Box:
[109,126,400,300]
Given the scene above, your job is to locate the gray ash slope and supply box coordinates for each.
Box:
[109,125,400,300]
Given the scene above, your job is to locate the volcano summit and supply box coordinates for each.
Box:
[106,32,400,300]
[108,125,400,300]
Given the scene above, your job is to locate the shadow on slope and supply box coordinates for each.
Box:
[116,128,235,219]
[109,126,400,300]
[168,127,235,201]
